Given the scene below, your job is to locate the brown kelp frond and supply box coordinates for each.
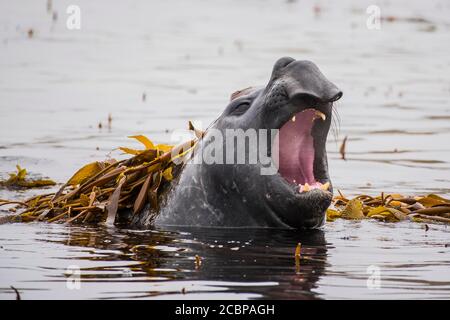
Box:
[339,136,348,161]
[327,191,450,225]
[0,165,56,189]
[1,125,200,225]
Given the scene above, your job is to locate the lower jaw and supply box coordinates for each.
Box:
[297,180,330,193]
[267,179,332,229]
[271,211,326,230]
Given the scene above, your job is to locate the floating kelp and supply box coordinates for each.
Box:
[327,191,450,225]
[0,165,56,189]
[1,126,199,225]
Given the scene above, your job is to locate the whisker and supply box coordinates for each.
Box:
[330,102,341,145]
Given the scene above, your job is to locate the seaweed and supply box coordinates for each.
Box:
[0,125,200,225]
[0,165,56,189]
[327,191,450,225]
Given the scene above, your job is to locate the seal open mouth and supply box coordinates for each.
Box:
[278,108,330,193]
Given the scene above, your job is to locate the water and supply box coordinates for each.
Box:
[0,0,449,299]
[0,221,449,299]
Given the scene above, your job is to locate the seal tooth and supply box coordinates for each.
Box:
[303,183,310,192]
[320,182,330,191]
[292,115,296,122]
[315,110,326,121]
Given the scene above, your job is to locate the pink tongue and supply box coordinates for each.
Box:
[277,109,316,185]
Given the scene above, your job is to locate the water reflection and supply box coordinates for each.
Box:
[38,225,328,299]
[1,217,450,299]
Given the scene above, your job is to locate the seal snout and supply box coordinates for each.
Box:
[272,58,343,104]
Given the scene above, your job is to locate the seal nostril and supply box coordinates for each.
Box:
[331,91,343,102]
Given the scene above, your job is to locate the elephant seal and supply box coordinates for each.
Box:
[132,57,342,229]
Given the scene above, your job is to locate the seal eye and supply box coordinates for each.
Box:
[231,101,251,115]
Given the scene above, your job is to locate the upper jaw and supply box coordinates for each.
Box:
[265,92,333,131]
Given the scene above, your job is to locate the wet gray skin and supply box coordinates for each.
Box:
[134,57,343,229]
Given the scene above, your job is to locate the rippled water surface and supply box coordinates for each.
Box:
[0,222,449,299]
[0,0,449,299]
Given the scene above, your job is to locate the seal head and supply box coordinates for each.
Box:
[152,57,343,229]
